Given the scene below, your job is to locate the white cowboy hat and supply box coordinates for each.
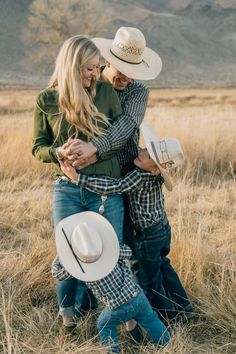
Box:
[93,27,162,80]
[141,122,185,191]
[55,211,120,282]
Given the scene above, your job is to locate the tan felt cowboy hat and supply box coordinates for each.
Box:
[93,27,162,80]
[141,122,185,191]
[55,211,120,282]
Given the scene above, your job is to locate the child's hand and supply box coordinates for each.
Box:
[161,160,175,169]
[59,160,78,182]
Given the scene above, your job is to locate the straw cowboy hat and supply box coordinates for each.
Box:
[141,122,185,191]
[55,211,120,282]
[93,27,162,80]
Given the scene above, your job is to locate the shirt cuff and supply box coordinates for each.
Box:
[77,174,87,187]
[91,135,110,155]
[55,147,65,161]
[49,147,60,164]
[119,244,132,259]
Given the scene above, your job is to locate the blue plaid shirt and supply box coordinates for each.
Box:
[52,245,141,310]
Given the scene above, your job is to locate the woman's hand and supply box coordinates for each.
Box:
[57,139,75,160]
[59,160,78,182]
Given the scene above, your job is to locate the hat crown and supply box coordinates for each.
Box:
[71,223,103,263]
[111,27,146,64]
[56,211,120,281]
[153,138,184,169]
[92,27,162,80]
[151,138,184,170]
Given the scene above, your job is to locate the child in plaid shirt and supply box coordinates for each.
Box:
[52,244,170,353]
[59,145,193,323]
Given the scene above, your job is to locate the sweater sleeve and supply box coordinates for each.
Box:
[32,94,59,163]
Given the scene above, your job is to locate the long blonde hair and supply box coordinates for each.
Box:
[49,35,109,138]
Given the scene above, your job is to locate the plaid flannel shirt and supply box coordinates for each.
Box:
[91,81,149,174]
[78,169,165,230]
[52,244,141,310]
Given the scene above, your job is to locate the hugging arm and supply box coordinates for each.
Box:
[77,169,149,194]
[92,86,149,155]
[71,85,149,169]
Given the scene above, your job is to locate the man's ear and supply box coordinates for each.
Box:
[105,60,111,67]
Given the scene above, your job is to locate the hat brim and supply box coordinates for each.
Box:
[154,162,173,192]
[55,211,120,282]
[141,123,173,191]
[93,38,162,80]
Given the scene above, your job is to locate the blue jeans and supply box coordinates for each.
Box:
[53,177,124,317]
[134,217,191,320]
[97,290,170,353]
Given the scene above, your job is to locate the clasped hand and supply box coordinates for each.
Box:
[60,138,97,169]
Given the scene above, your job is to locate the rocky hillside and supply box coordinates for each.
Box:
[0,0,235,88]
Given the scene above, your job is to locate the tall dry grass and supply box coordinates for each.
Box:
[0,89,235,354]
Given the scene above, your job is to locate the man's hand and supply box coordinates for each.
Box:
[78,141,98,159]
[64,139,97,159]
[59,139,98,169]
[72,153,97,170]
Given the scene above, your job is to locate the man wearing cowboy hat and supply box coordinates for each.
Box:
[59,123,194,323]
[63,26,162,175]
[52,211,170,353]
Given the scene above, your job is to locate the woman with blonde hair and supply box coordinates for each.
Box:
[32,35,124,328]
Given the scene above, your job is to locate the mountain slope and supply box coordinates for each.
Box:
[0,0,235,87]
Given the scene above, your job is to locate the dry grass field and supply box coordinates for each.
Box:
[0,88,235,354]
